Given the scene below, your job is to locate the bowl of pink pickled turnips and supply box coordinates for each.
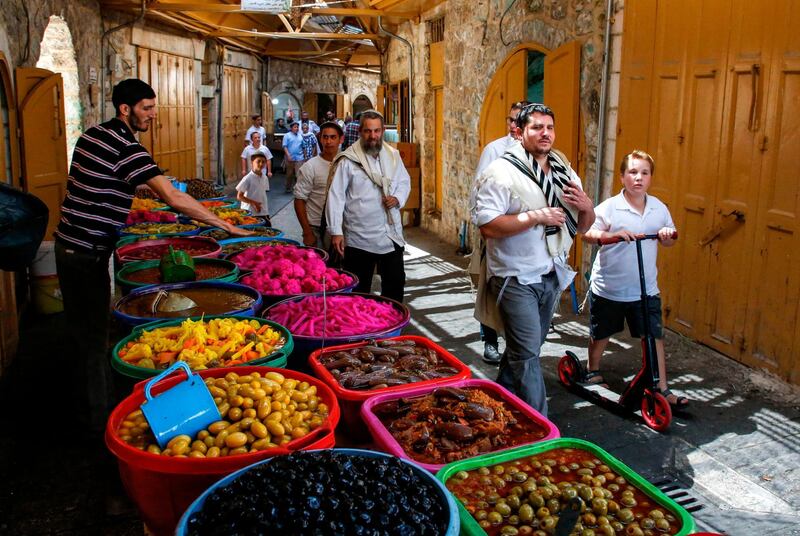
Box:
[229,244,358,305]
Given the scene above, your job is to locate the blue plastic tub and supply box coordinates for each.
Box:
[112,281,262,326]
[175,448,460,536]
[262,293,411,371]
[220,236,303,258]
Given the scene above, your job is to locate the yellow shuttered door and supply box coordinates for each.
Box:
[222,66,254,183]
[617,0,800,384]
[478,49,528,150]
[138,48,197,180]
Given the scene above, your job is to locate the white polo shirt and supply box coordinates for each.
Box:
[589,190,675,302]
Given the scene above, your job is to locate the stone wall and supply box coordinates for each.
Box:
[268,57,380,118]
[0,0,103,129]
[384,0,615,259]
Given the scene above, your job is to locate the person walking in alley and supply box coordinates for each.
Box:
[301,122,320,161]
[55,79,249,434]
[294,122,343,248]
[282,121,304,192]
[245,114,266,146]
[472,100,530,365]
[470,103,595,416]
[240,131,273,178]
[325,110,411,303]
[582,150,688,409]
[341,112,361,150]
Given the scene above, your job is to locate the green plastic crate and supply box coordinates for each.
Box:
[111,315,293,380]
[436,437,696,536]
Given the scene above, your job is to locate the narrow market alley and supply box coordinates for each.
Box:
[2,190,798,535]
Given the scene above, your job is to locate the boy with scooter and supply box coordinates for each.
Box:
[581,150,689,410]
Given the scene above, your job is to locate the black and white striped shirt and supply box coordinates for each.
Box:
[55,118,161,252]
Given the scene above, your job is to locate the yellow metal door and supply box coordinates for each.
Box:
[742,0,800,383]
[303,92,317,123]
[223,66,253,182]
[15,67,67,239]
[138,48,197,180]
[544,41,581,166]
[375,85,385,116]
[702,0,771,359]
[664,0,731,337]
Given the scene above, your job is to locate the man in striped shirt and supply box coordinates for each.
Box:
[55,78,248,434]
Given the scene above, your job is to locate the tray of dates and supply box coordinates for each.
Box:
[361,379,559,472]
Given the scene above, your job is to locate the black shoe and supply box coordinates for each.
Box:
[483,343,501,364]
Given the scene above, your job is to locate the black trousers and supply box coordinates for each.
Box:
[55,240,113,432]
[342,243,405,303]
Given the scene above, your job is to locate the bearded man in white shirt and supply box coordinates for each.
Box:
[326,110,411,303]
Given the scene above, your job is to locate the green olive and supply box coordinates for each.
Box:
[493,476,507,488]
[507,494,521,509]
[582,512,597,525]
[625,524,644,536]
[479,520,491,529]
[510,485,524,497]
[591,497,608,516]
[621,496,637,508]
[539,464,553,475]
[618,508,635,523]
[500,526,519,536]
[562,487,578,500]
[513,471,529,482]
[655,518,670,531]
[518,526,534,536]
[597,525,615,536]
[487,493,501,504]
[455,470,470,480]
[665,514,676,522]
[487,511,503,524]
[540,516,556,530]
[539,486,554,500]
[593,474,607,485]
[581,530,596,536]
[649,509,665,520]
[530,459,542,468]
[542,458,557,467]
[598,464,610,473]
[536,475,551,486]
[475,490,486,498]
[519,504,534,523]
[579,486,594,502]
[546,499,560,513]
[478,466,491,475]
[494,464,506,474]
[528,493,545,509]
[607,483,620,493]
[475,510,488,521]
[476,501,489,509]
[569,462,581,470]
[479,475,493,486]
[611,521,624,532]
[504,473,514,482]
[607,500,620,514]
[597,515,610,525]
[615,476,627,485]
[559,464,571,473]
[536,506,550,519]
[523,478,537,493]
[495,503,512,517]
[582,460,597,469]
[507,466,519,475]
[641,517,656,529]
[577,468,594,476]
[508,515,520,525]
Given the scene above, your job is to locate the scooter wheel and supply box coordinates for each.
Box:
[641,390,672,432]
[558,353,581,387]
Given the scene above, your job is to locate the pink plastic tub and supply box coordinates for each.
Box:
[361,378,560,473]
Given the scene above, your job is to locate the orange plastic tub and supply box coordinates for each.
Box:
[105,366,339,536]
[308,335,472,441]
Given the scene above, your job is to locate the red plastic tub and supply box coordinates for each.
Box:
[308,335,472,441]
[115,236,221,264]
[361,378,560,473]
[105,366,339,536]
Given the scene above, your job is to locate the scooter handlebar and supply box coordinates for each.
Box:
[597,231,678,246]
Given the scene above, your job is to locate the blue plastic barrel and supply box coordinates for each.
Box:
[112,281,262,326]
[175,448,460,536]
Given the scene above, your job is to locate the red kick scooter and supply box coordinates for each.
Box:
[557,232,678,432]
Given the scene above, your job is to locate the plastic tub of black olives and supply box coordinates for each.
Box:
[177,448,460,535]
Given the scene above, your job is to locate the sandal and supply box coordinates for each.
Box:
[662,388,689,409]
[584,370,608,388]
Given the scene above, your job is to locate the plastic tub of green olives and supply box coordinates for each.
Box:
[436,438,695,536]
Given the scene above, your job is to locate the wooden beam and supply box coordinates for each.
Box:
[102,2,417,18]
[209,30,381,40]
[277,14,295,33]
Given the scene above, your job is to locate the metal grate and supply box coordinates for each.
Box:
[428,17,445,43]
[650,475,706,514]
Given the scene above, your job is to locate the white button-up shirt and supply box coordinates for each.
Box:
[475,135,518,180]
[590,191,675,301]
[294,156,331,227]
[325,152,411,254]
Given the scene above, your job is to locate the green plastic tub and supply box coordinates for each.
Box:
[436,438,696,536]
[115,258,239,294]
[111,315,293,380]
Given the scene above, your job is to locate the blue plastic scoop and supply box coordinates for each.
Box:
[141,361,221,449]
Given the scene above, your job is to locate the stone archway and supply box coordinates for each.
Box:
[36,15,81,165]
[352,94,372,116]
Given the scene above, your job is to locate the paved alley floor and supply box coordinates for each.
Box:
[0,193,798,534]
